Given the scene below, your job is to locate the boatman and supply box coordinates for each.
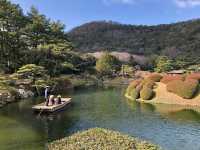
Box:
[45,86,50,106]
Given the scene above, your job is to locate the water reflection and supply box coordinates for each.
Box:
[1,87,200,150]
[125,99,200,124]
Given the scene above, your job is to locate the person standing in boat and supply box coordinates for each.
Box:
[45,86,50,106]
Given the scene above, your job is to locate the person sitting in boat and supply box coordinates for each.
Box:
[55,95,62,105]
[48,95,55,106]
[45,86,50,106]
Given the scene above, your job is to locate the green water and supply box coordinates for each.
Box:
[1,87,200,150]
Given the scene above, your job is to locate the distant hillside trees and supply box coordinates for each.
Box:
[96,52,121,76]
[155,56,174,73]
[68,21,200,65]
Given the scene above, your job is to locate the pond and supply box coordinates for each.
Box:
[0,87,200,150]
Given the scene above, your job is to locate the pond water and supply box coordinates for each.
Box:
[1,87,200,150]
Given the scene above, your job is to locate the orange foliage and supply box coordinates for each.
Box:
[161,75,185,84]
[140,86,154,100]
[147,73,163,82]
[186,73,200,82]
[167,79,199,99]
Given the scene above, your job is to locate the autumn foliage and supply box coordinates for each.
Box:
[126,79,142,96]
[161,75,185,84]
[147,73,163,82]
[186,73,200,82]
[141,79,155,89]
[167,79,199,99]
[140,86,154,100]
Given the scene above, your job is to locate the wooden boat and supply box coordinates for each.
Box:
[32,98,72,113]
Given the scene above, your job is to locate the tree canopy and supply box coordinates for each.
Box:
[96,52,121,75]
[0,0,73,74]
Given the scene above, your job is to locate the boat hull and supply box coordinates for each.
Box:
[32,98,72,113]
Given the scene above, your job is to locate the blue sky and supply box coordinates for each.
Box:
[10,0,200,31]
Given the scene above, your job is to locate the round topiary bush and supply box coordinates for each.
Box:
[130,88,140,100]
[126,79,142,96]
[186,73,200,82]
[167,79,199,99]
[140,86,154,100]
[147,73,163,82]
[161,75,185,84]
[141,79,155,89]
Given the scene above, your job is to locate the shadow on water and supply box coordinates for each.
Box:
[1,86,200,150]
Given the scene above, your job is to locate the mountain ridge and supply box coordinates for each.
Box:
[67,19,200,64]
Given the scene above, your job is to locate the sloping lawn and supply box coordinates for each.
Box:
[48,128,160,150]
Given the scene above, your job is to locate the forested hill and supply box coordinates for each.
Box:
[68,20,200,63]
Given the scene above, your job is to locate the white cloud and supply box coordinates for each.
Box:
[103,0,135,5]
[175,0,200,8]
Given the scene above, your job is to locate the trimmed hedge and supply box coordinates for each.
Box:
[140,86,154,100]
[48,128,159,150]
[126,79,142,96]
[167,79,199,99]
[141,79,155,89]
[147,73,163,82]
[161,75,185,84]
[186,73,200,82]
[130,88,140,100]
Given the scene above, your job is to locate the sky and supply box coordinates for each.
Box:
[10,0,200,31]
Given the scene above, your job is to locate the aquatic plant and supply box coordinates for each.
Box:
[48,128,159,150]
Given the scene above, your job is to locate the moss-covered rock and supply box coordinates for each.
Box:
[48,128,160,150]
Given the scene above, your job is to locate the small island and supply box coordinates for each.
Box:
[48,128,159,150]
[125,73,200,106]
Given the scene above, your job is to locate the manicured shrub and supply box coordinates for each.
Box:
[161,75,185,84]
[140,86,154,100]
[136,84,143,91]
[129,79,142,88]
[167,79,199,99]
[147,73,163,82]
[141,79,155,89]
[130,88,140,100]
[16,64,47,79]
[186,73,200,82]
[126,79,142,96]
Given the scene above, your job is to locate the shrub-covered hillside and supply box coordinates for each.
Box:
[68,20,200,64]
[48,128,159,150]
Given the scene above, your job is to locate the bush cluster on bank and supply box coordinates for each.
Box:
[160,74,185,84]
[48,128,159,150]
[125,78,156,101]
[166,79,199,99]
[125,73,200,101]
